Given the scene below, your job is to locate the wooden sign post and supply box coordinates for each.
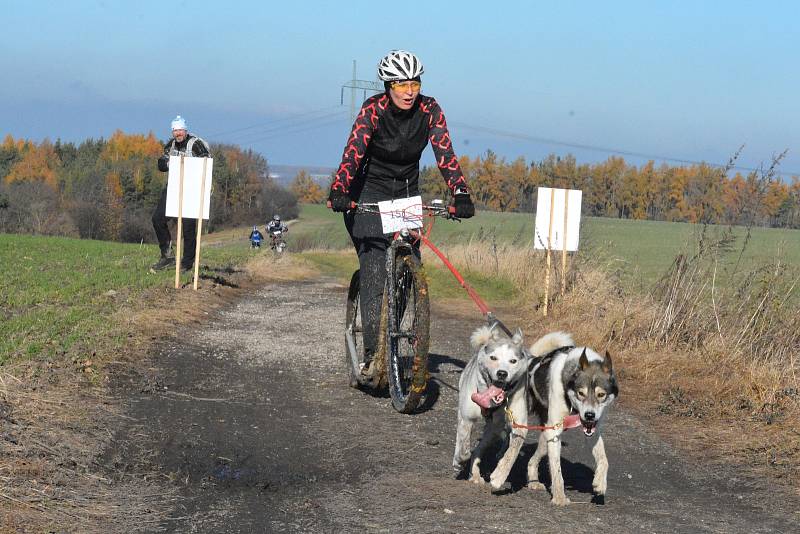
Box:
[561,192,569,297]
[174,155,185,289]
[192,158,208,290]
[534,187,583,317]
[544,188,555,316]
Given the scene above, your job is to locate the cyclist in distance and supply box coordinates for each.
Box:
[266,214,288,236]
[327,49,475,377]
[249,225,264,248]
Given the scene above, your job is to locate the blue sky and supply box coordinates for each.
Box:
[2,0,799,177]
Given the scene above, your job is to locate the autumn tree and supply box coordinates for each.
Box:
[4,139,61,190]
[290,170,325,203]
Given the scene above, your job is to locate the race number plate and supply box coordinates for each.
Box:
[377,196,423,233]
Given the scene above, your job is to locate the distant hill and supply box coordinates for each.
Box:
[269,164,335,187]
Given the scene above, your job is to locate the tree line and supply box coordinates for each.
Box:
[415,151,800,229]
[0,132,298,241]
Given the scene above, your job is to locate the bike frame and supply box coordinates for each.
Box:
[363,202,514,338]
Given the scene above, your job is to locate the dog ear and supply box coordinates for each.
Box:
[608,371,620,397]
[511,327,524,346]
[602,350,614,373]
[579,348,590,370]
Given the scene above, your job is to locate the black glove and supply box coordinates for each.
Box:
[328,189,352,213]
[157,154,170,172]
[452,190,475,218]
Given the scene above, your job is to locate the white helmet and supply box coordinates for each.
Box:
[171,115,187,131]
[377,50,424,82]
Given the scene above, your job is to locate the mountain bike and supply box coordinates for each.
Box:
[270,231,287,255]
[344,200,464,413]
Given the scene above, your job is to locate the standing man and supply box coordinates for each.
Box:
[151,115,211,270]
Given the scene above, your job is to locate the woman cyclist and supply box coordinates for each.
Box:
[328,49,475,378]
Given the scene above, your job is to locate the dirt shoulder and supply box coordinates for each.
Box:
[0,257,314,533]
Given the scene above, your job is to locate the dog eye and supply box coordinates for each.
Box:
[490,355,498,361]
[510,359,517,364]
[597,391,607,399]
[577,390,587,399]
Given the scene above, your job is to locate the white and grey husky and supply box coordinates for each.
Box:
[527,332,618,505]
[453,325,530,490]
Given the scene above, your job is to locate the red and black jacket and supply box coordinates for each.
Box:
[330,93,468,202]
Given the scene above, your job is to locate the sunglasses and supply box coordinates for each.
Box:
[390,81,421,92]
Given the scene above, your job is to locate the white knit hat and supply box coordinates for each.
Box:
[170,115,187,131]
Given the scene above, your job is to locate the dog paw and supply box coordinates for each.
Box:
[469,475,485,485]
[592,480,607,495]
[489,472,507,491]
[551,494,571,506]
[527,481,546,491]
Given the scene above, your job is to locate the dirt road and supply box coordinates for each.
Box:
[105,278,800,533]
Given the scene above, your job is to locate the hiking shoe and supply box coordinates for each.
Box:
[180,260,195,272]
[151,256,175,270]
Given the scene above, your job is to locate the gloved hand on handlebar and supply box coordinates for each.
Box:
[328,189,352,213]
[452,188,475,218]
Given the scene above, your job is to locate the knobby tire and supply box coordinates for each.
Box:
[384,253,430,413]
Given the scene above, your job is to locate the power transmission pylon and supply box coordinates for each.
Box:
[341,60,382,123]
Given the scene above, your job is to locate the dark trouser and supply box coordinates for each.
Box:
[344,211,419,363]
[152,186,197,261]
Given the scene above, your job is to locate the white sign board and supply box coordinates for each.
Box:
[378,195,424,234]
[534,187,582,251]
[166,156,213,219]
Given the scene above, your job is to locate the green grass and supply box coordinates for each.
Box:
[294,203,800,289]
[299,250,517,306]
[0,233,254,364]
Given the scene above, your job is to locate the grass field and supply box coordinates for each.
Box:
[4,207,796,364]
[292,203,800,288]
[0,233,255,364]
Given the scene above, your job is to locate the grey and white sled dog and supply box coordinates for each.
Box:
[453,325,530,490]
[527,331,618,505]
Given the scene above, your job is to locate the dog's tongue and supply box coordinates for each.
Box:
[562,414,582,429]
[471,385,506,410]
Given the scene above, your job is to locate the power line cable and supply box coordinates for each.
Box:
[218,110,347,145]
[242,110,349,144]
[208,105,346,139]
[450,121,798,177]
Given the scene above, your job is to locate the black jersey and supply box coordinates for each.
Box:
[330,93,468,202]
[157,134,210,172]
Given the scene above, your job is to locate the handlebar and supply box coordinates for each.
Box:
[326,200,458,221]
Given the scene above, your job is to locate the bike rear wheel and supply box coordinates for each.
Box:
[384,253,430,413]
[344,270,364,388]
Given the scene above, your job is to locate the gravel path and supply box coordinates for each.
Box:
[106,278,800,533]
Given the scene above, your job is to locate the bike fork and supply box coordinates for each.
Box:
[385,247,398,344]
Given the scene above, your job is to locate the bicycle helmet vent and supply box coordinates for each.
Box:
[377,50,424,82]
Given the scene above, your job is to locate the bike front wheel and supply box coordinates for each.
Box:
[383,253,430,413]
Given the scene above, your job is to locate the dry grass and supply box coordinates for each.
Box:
[0,253,322,533]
